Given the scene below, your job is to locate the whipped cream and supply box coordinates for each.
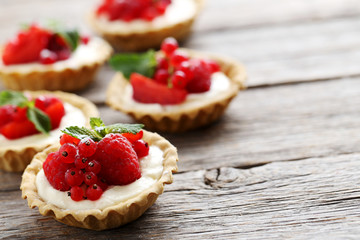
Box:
[94,0,197,34]
[124,72,231,112]
[0,38,106,74]
[0,103,86,150]
[36,146,164,210]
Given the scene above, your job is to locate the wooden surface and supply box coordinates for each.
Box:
[1,0,360,239]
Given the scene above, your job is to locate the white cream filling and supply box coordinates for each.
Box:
[0,38,106,74]
[124,72,231,112]
[94,0,197,34]
[36,146,164,210]
[0,103,86,150]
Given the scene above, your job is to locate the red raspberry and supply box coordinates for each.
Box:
[65,168,84,187]
[121,130,143,144]
[86,184,103,201]
[60,134,80,146]
[78,138,97,157]
[43,152,74,191]
[96,133,141,185]
[186,59,212,93]
[133,139,149,158]
[131,73,187,105]
[203,59,220,73]
[59,143,77,164]
[161,37,178,57]
[69,186,84,201]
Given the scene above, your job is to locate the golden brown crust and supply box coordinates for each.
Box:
[87,0,204,52]
[21,130,178,230]
[0,91,99,172]
[0,38,112,91]
[106,49,247,133]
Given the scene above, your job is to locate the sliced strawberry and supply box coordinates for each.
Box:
[2,25,52,65]
[130,73,187,105]
[121,130,143,143]
[45,101,65,129]
[1,120,37,140]
[0,105,16,130]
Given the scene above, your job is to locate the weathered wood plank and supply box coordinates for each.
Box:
[1,153,359,239]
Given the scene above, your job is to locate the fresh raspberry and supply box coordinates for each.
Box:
[133,139,150,158]
[203,59,220,73]
[186,59,212,93]
[59,143,78,164]
[65,168,84,187]
[96,133,141,185]
[86,160,101,174]
[86,184,103,201]
[131,73,187,105]
[69,186,84,201]
[43,152,74,191]
[1,120,37,140]
[161,37,178,57]
[84,172,98,186]
[60,134,80,146]
[122,130,143,144]
[78,138,97,157]
[0,105,16,129]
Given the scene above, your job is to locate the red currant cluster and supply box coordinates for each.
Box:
[155,37,221,93]
[2,24,88,65]
[43,131,149,201]
[97,0,171,22]
[0,96,65,139]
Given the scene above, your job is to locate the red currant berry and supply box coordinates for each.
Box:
[171,71,187,89]
[69,186,84,201]
[121,130,143,144]
[157,57,169,70]
[161,37,178,57]
[96,178,108,192]
[84,172,98,186]
[80,35,90,45]
[86,184,103,201]
[177,61,194,81]
[60,134,80,146]
[74,155,88,169]
[40,49,57,64]
[133,140,149,158]
[86,160,101,174]
[65,168,84,187]
[78,138,97,157]
[170,51,189,67]
[154,69,170,85]
[59,143,78,163]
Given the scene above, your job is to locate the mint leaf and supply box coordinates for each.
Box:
[27,108,51,134]
[109,50,157,79]
[59,30,80,51]
[107,123,144,135]
[0,91,28,107]
[90,117,105,129]
[62,126,102,142]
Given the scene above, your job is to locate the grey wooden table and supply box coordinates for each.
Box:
[1,0,360,239]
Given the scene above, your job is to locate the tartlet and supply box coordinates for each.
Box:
[21,129,178,230]
[88,0,204,52]
[0,25,112,91]
[106,49,246,133]
[0,91,98,172]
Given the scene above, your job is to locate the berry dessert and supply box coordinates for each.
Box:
[0,90,98,172]
[106,38,246,132]
[21,117,178,230]
[0,23,112,91]
[88,0,204,51]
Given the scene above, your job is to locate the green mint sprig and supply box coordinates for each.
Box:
[61,117,144,142]
[109,50,157,79]
[0,91,51,134]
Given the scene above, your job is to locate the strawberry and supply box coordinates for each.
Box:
[1,120,37,140]
[130,73,187,105]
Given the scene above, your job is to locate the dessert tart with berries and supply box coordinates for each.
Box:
[21,118,178,230]
[106,38,246,132]
[0,90,98,172]
[88,0,204,51]
[0,23,112,91]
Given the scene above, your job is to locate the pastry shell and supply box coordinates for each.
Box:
[21,130,178,231]
[0,38,112,92]
[0,91,99,172]
[88,0,204,52]
[106,49,246,133]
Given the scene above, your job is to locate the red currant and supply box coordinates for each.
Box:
[59,143,78,163]
[69,186,84,201]
[171,71,187,89]
[74,155,88,169]
[157,57,169,70]
[84,172,98,186]
[65,168,84,187]
[170,51,189,67]
[161,37,178,56]
[78,138,97,157]
[96,178,108,192]
[86,160,101,174]
[86,184,103,201]
[177,61,194,81]
[80,35,90,45]
[60,134,80,146]
[154,69,170,85]
[39,49,57,64]
[133,140,149,158]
